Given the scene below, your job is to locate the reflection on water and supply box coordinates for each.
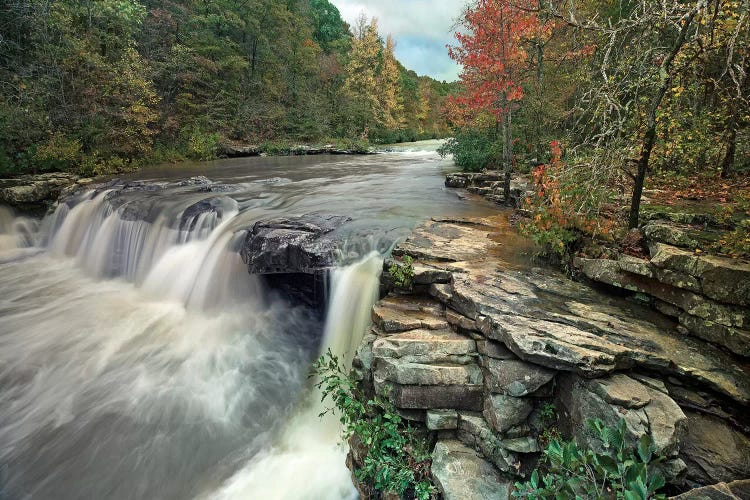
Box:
[0,142,496,499]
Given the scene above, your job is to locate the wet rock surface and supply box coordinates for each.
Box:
[240,213,351,274]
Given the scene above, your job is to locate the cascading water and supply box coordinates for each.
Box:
[0,142,493,499]
[212,252,383,500]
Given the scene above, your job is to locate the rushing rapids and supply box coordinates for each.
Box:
[0,142,494,499]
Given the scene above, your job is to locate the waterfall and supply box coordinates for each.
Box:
[0,205,39,252]
[212,252,384,500]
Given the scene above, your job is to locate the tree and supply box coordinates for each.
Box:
[343,15,383,137]
[448,0,542,201]
[379,35,405,130]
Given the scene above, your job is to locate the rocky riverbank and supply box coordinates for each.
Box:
[0,172,92,213]
[348,213,750,499]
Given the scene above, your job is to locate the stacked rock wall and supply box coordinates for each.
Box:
[350,214,750,499]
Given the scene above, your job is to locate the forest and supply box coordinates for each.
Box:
[0,0,454,176]
[442,0,750,258]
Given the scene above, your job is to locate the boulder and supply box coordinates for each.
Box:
[680,411,750,486]
[457,413,520,472]
[427,410,459,431]
[240,214,351,274]
[557,374,687,463]
[483,394,534,434]
[644,223,699,249]
[671,480,750,499]
[483,359,556,396]
[0,172,79,211]
[431,440,512,500]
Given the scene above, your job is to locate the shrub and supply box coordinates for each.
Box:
[388,255,415,288]
[186,128,221,161]
[312,350,434,500]
[514,418,667,500]
[520,141,617,259]
[32,133,84,173]
[438,129,501,172]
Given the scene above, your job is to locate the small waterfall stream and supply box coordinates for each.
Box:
[0,143,493,499]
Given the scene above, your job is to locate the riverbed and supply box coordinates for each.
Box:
[0,141,497,499]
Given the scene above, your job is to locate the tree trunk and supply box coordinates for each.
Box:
[720,125,737,179]
[502,109,513,204]
[628,7,698,229]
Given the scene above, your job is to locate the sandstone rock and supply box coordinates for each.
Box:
[240,214,350,274]
[445,309,480,332]
[680,411,750,486]
[483,394,534,434]
[650,243,750,307]
[371,329,476,365]
[0,172,79,210]
[383,383,483,411]
[483,359,556,396]
[644,223,699,249]
[430,283,453,302]
[678,313,750,358]
[392,221,750,405]
[457,413,520,472]
[477,340,517,360]
[431,440,512,500]
[558,374,687,463]
[412,263,452,285]
[499,436,540,454]
[671,480,750,499]
[371,295,448,333]
[427,410,459,431]
[373,358,482,387]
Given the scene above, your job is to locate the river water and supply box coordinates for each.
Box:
[0,141,496,499]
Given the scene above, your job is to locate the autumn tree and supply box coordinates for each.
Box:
[379,35,405,130]
[343,15,383,137]
[448,0,543,200]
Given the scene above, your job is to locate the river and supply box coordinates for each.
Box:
[0,141,496,499]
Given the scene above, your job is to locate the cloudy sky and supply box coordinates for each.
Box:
[329,0,464,82]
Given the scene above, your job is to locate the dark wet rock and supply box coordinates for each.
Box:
[380,383,483,411]
[671,480,750,499]
[431,440,512,500]
[178,197,237,231]
[680,411,750,486]
[240,214,351,274]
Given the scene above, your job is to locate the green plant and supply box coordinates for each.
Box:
[388,255,415,289]
[186,128,220,161]
[438,129,501,172]
[312,350,434,500]
[514,418,667,500]
[539,403,557,423]
[713,219,750,258]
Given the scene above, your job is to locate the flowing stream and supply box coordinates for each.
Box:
[0,141,495,499]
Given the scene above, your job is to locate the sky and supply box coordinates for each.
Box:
[329,0,464,82]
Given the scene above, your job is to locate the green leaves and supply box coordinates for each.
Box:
[310,350,435,499]
[514,418,668,500]
[388,255,415,289]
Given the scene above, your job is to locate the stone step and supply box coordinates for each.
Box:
[431,440,512,500]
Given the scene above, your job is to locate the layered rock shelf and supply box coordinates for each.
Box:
[350,213,750,498]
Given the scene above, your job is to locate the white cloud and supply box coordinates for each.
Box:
[330,0,464,82]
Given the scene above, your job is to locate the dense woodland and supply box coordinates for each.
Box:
[442,0,750,257]
[0,0,454,176]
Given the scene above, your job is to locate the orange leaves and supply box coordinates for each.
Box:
[447,0,548,121]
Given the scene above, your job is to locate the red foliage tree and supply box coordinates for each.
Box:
[448,0,545,200]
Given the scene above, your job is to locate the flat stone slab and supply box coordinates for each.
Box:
[374,358,482,386]
[372,329,477,365]
[391,218,750,405]
[371,295,448,333]
[431,440,512,500]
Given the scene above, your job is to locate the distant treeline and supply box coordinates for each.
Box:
[0,0,456,176]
